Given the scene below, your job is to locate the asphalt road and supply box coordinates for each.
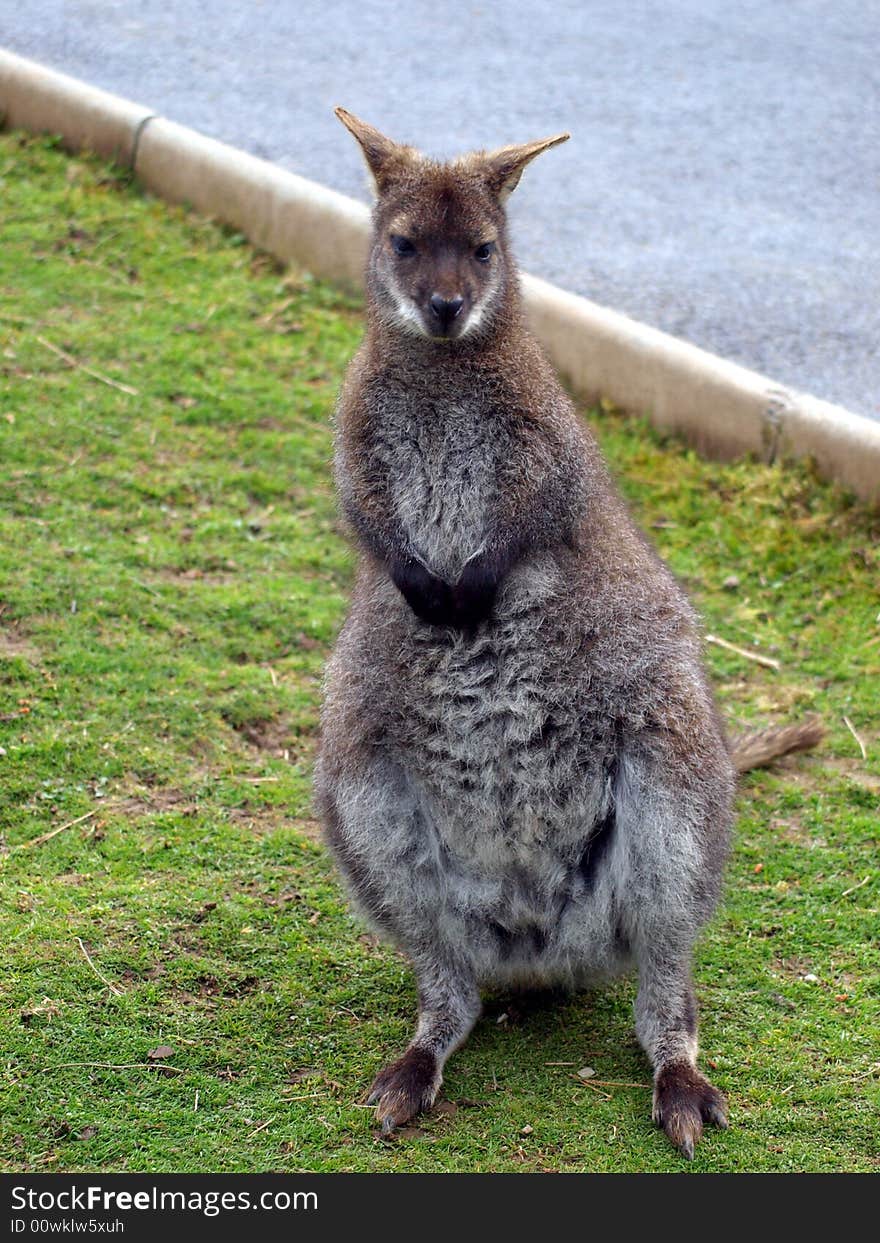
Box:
[3,1,878,419]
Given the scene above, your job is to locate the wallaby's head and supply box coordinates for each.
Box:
[336,108,568,343]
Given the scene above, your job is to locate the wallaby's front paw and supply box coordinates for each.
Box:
[391,558,456,626]
[367,1047,440,1133]
[452,555,502,628]
[652,1062,728,1159]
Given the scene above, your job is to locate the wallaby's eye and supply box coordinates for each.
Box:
[474,241,495,263]
[391,235,416,257]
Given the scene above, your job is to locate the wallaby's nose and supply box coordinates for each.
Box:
[429,294,464,331]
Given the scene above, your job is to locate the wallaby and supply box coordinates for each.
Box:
[315,109,823,1159]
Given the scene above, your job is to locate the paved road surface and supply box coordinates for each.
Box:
[3,1,878,419]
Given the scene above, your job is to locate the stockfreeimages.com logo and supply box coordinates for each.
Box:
[10,1185,318,1220]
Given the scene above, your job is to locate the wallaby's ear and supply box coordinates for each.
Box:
[482,133,570,203]
[335,107,418,193]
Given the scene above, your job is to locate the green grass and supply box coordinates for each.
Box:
[1,132,877,1174]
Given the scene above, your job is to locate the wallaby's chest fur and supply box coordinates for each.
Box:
[366,372,503,579]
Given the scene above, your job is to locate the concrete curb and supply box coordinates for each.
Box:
[2,47,878,502]
[0,47,155,165]
[135,116,370,290]
[520,273,880,499]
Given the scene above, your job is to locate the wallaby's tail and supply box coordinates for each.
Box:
[730,717,825,773]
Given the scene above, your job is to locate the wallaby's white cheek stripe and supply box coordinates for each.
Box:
[388,278,432,338]
[397,305,429,338]
[458,273,501,339]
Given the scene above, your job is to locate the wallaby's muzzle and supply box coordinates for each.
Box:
[425,292,467,338]
[429,294,465,336]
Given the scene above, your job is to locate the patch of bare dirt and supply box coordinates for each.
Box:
[773,955,815,980]
[223,808,325,847]
[0,624,40,664]
[119,964,165,983]
[191,973,260,998]
[225,806,285,833]
[291,816,323,842]
[834,756,880,793]
[165,972,262,1009]
[171,931,206,955]
[240,877,303,908]
[107,786,198,818]
[231,716,293,755]
[777,751,880,798]
[771,816,828,849]
[151,565,239,586]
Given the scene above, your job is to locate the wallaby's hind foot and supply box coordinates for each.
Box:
[633,921,729,1158]
[367,957,480,1133]
[368,1047,441,1132]
[652,1062,729,1160]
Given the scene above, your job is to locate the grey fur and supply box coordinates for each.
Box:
[315,115,736,1155]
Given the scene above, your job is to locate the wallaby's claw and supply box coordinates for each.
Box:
[652,1062,728,1159]
[368,1047,440,1133]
